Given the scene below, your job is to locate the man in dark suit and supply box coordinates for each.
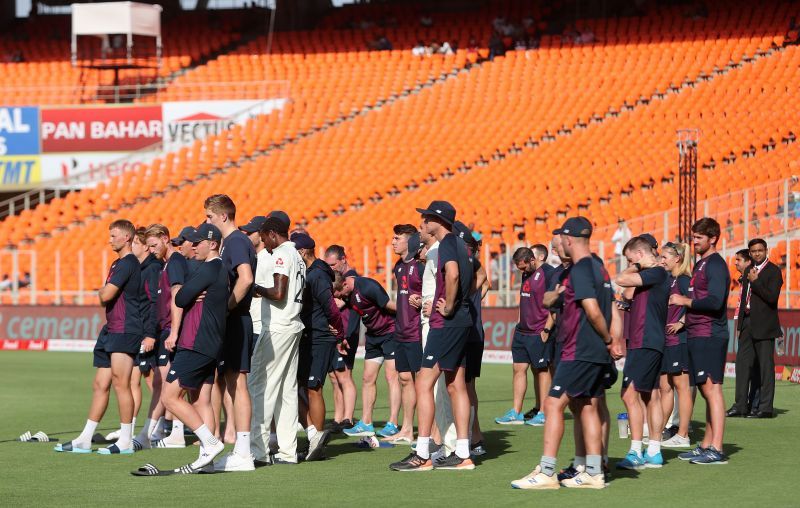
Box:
[728,238,783,418]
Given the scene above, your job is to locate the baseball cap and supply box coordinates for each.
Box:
[268,210,291,231]
[170,226,196,245]
[189,223,222,243]
[639,233,659,250]
[416,200,456,226]
[404,232,422,263]
[240,215,267,234]
[291,232,315,250]
[559,217,593,238]
[343,269,358,278]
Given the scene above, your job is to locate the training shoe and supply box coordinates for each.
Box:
[306,430,332,461]
[390,453,433,472]
[523,406,540,420]
[561,471,606,489]
[689,446,728,465]
[644,451,664,468]
[616,450,645,470]
[662,424,679,441]
[495,409,525,425]
[377,422,399,438]
[343,420,375,437]
[510,466,560,490]
[434,454,475,470]
[678,445,706,461]
[470,441,486,457]
[213,451,255,472]
[525,411,546,426]
[661,433,691,448]
[557,464,584,482]
[431,444,448,463]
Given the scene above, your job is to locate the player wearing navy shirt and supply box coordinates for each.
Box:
[295,233,343,460]
[56,220,143,455]
[127,227,163,447]
[388,226,424,444]
[615,236,670,470]
[160,223,227,473]
[391,201,475,472]
[132,224,190,450]
[204,194,256,471]
[658,242,694,449]
[339,274,398,439]
[512,217,615,490]
[669,218,730,465]
[325,245,359,432]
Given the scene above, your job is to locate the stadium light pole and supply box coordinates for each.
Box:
[677,129,700,247]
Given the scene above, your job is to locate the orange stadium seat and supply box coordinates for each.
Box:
[1,0,799,299]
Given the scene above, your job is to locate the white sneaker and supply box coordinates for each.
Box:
[306,430,331,461]
[561,471,606,489]
[192,440,225,469]
[213,451,255,472]
[510,466,560,490]
[661,433,691,448]
[104,430,120,441]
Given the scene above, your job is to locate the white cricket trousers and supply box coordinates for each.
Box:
[422,322,457,453]
[249,328,301,463]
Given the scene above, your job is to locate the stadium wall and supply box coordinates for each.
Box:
[2,306,800,371]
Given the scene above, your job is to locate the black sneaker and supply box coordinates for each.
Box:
[662,425,679,441]
[523,406,540,420]
[390,454,433,472]
[557,464,581,481]
[433,454,476,470]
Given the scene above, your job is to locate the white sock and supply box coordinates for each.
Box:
[631,440,643,454]
[416,436,431,459]
[131,417,137,432]
[75,419,98,447]
[455,439,470,459]
[116,423,133,450]
[194,424,219,449]
[234,432,251,457]
[135,418,154,441]
[307,425,318,441]
[169,419,185,440]
[574,456,586,467]
[647,440,661,456]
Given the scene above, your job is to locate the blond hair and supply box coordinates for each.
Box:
[204,194,236,221]
[144,223,170,240]
[664,242,692,277]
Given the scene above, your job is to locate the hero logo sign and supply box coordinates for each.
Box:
[41,106,162,153]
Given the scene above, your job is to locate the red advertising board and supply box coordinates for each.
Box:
[41,106,162,153]
[0,306,104,342]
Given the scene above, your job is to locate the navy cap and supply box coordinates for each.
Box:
[639,233,658,250]
[240,215,267,234]
[291,232,315,250]
[559,217,593,238]
[416,200,456,226]
[343,269,358,278]
[189,223,222,243]
[404,232,422,263]
[268,210,291,231]
[170,226,196,245]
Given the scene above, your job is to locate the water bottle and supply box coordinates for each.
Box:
[617,412,629,439]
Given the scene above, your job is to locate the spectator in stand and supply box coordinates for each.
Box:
[612,218,633,272]
[488,31,505,60]
[439,40,455,55]
[369,34,393,51]
[489,252,500,295]
[412,41,427,57]
[420,12,433,27]
[726,218,735,242]
[0,274,11,291]
[18,272,31,288]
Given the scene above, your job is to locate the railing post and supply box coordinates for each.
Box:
[743,189,749,245]
[29,249,36,305]
[385,245,392,294]
[11,248,19,305]
[363,246,369,277]
[55,250,61,305]
[78,250,85,305]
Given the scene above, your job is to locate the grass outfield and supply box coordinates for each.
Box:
[1,352,798,507]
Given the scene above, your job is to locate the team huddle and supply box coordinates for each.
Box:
[53,194,733,486]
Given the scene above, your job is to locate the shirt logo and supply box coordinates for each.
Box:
[169,370,176,375]
[276,258,284,266]
[698,370,705,376]
[426,355,434,360]
[159,355,167,360]
[553,385,562,391]
[409,265,414,276]
[673,362,679,367]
